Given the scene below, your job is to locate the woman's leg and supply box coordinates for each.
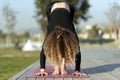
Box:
[61,58,68,75]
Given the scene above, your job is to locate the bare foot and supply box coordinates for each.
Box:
[34,69,48,76]
[72,71,87,76]
[52,70,59,75]
[52,66,60,75]
[61,68,68,75]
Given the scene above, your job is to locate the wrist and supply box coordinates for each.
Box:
[40,68,45,72]
[75,70,80,72]
[75,69,80,72]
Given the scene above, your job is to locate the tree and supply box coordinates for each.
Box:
[87,24,102,39]
[105,3,120,41]
[35,0,90,35]
[24,31,30,39]
[2,4,17,47]
[0,30,4,40]
[0,30,3,37]
[104,25,113,39]
[3,4,17,33]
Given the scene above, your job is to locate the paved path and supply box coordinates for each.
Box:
[9,46,120,80]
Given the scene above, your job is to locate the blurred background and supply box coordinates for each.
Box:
[0,0,120,49]
[0,0,120,80]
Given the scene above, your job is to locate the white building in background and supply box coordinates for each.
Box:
[102,33,116,39]
[85,25,93,30]
[22,39,42,51]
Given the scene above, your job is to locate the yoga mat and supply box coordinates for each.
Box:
[26,66,88,78]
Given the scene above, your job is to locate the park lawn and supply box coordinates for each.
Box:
[0,48,39,80]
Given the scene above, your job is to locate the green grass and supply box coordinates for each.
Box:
[0,48,39,80]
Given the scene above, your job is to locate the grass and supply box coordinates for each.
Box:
[0,48,39,80]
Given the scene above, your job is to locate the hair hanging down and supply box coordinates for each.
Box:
[43,26,79,66]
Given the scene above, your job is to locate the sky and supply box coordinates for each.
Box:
[0,0,120,33]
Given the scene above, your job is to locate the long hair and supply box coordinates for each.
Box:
[43,26,79,66]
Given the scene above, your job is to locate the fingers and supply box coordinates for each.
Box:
[34,71,87,77]
[34,72,48,76]
[34,72,41,76]
[44,72,48,76]
[72,72,87,76]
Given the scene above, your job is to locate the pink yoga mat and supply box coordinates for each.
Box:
[26,66,88,78]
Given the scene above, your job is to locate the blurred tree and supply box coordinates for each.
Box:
[0,30,4,47]
[24,32,30,40]
[105,3,120,41]
[0,30,4,39]
[104,25,113,39]
[87,24,101,39]
[9,32,18,43]
[104,26,113,33]
[2,4,17,47]
[35,0,90,35]
[2,4,17,34]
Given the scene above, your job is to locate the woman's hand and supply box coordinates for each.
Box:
[72,71,87,76]
[34,69,48,76]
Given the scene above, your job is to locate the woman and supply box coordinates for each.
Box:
[35,0,86,76]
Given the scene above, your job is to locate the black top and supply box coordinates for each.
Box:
[46,1,76,35]
[46,1,75,22]
[47,8,76,34]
